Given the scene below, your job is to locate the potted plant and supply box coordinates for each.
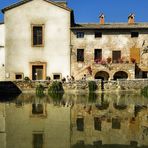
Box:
[131,58,136,63]
[106,57,112,63]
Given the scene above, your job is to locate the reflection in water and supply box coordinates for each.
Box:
[32,104,43,115]
[33,133,43,148]
[0,92,147,148]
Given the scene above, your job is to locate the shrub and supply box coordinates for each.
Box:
[88,81,97,92]
[36,84,45,96]
[48,81,64,101]
[49,92,64,102]
[24,76,30,81]
[48,81,64,93]
[46,76,51,81]
[88,92,97,102]
[141,86,148,98]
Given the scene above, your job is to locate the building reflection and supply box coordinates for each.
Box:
[70,93,148,147]
[0,92,147,148]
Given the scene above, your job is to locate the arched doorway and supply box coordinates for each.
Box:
[94,71,109,80]
[113,71,128,80]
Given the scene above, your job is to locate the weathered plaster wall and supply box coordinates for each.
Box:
[5,102,70,148]
[0,24,5,81]
[71,29,148,80]
[5,0,71,80]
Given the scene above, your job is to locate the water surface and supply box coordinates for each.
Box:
[0,91,148,148]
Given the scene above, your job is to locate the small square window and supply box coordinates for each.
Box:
[76,32,84,38]
[15,73,23,80]
[95,32,102,38]
[131,32,139,38]
[53,73,61,80]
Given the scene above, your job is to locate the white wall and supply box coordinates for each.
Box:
[4,0,71,80]
[0,24,5,81]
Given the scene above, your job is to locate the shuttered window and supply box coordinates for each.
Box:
[130,47,140,63]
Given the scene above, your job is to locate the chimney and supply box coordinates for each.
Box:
[128,13,135,24]
[99,13,105,24]
[56,1,67,7]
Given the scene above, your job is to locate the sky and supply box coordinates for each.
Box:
[0,0,148,23]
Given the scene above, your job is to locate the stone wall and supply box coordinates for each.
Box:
[13,79,148,93]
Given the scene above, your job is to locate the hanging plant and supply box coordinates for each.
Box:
[86,66,92,75]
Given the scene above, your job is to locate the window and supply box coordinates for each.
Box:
[112,51,121,63]
[32,104,43,115]
[76,32,84,38]
[32,25,44,46]
[76,118,84,131]
[33,133,43,148]
[131,32,139,38]
[15,73,23,80]
[94,117,101,131]
[77,49,84,62]
[112,118,121,129]
[53,74,61,80]
[94,49,102,62]
[95,32,102,38]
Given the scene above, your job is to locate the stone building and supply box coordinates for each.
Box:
[71,14,148,80]
[0,0,148,81]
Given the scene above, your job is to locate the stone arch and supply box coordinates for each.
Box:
[113,71,128,80]
[94,71,110,80]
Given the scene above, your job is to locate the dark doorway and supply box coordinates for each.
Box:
[32,65,43,80]
[113,71,128,80]
[94,71,109,80]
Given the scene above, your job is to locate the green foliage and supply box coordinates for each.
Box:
[48,81,64,93]
[88,81,97,92]
[88,93,97,103]
[36,84,45,96]
[48,81,64,101]
[141,86,148,98]
[49,92,64,102]
[24,76,30,81]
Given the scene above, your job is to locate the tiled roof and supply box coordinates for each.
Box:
[2,0,71,13]
[71,23,148,30]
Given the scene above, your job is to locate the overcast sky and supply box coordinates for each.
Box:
[0,0,148,23]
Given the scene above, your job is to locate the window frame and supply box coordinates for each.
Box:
[77,49,84,62]
[52,73,62,80]
[31,24,44,47]
[15,73,24,80]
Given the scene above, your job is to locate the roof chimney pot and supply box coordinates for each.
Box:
[128,13,135,24]
[99,13,105,25]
